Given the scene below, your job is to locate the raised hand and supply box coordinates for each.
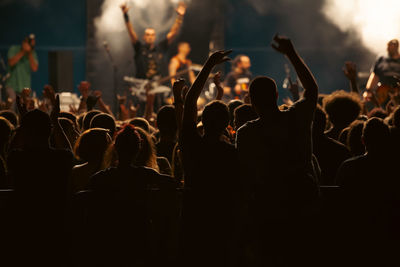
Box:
[16,95,28,117]
[213,72,224,100]
[173,79,186,103]
[343,61,357,81]
[176,2,187,16]
[271,34,295,55]
[93,90,102,99]
[120,3,129,13]
[78,81,91,99]
[50,94,60,124]
[207,50,232,67]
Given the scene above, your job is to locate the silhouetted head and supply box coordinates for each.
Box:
[0,116,14,153]
[157,105,177,138]
[347,120,365,156]
[59,111,78,130]
[82,110,101,131]
[20,109,51,148]
[74,128,111,165]
[114,124,141,166]
[323,90,361,129]
[227,100,244,126]
[143,28,156,46]
[0,110,18,127]
[90,113,116,138]
[202,100,229,137]
[59,117,79,147]
[249,76,278,116]
[129,117,150,133]
[313,106,327,136]
[233,104,258,130]
[368,108,388,119]
[362,118,390,155]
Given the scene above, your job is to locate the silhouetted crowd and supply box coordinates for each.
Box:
[0,36,399,267]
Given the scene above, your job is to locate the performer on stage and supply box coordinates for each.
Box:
[6,34,38,102]
[120,2,186,81]
[365,39,400,106]
[223,54,252,100]
[169,42,196,86]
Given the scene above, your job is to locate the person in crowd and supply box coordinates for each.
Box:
[155,105,177,164]
[346,120,366,156]
[70,128,112,194]
[323,90,362,140]
[82,110,101,131]
[7,99,73,265]
[236,35,320,266]
[312,106,351,185]
[233,103,258,130]
[180,49,241,266]
[336,118,399,266]
[88,124,177,266]
[0,116,14,187]
[0,110,18,127]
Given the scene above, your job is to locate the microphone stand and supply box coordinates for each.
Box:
[103,42,118,115]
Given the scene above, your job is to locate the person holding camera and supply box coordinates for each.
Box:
[6,34,38,102]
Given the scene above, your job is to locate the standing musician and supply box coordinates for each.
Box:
[169,42,196,86]
[223,54,252,100]
[365,39,400,106]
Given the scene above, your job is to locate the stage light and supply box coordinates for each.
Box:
[323,0,400,55]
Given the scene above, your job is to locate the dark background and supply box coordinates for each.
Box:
[0,0,376,105]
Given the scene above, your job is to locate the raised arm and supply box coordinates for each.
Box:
[121,3,139,44]
[166,2,186,44]
[213,72,224,100]
[183,50,231,125]
[172,79,186,132]
[343,61,359,94]
[271,34,318,104]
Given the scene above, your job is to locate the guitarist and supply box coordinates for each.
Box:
[366,39,400,106]
[169,42,196,86]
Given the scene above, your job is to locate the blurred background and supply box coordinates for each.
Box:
[2,0,397,104]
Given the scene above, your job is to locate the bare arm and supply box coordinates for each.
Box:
[213,72,224,100]
[27,52,38,72]
[121,4,138,44]
[172,79,186,132]
[272,34,318,104]
[8,50,25,67]
[166,2,186,43]
[183,50,231,125]
[343,61,359,94]
[366,72,379,91]
[169,58,179,85]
